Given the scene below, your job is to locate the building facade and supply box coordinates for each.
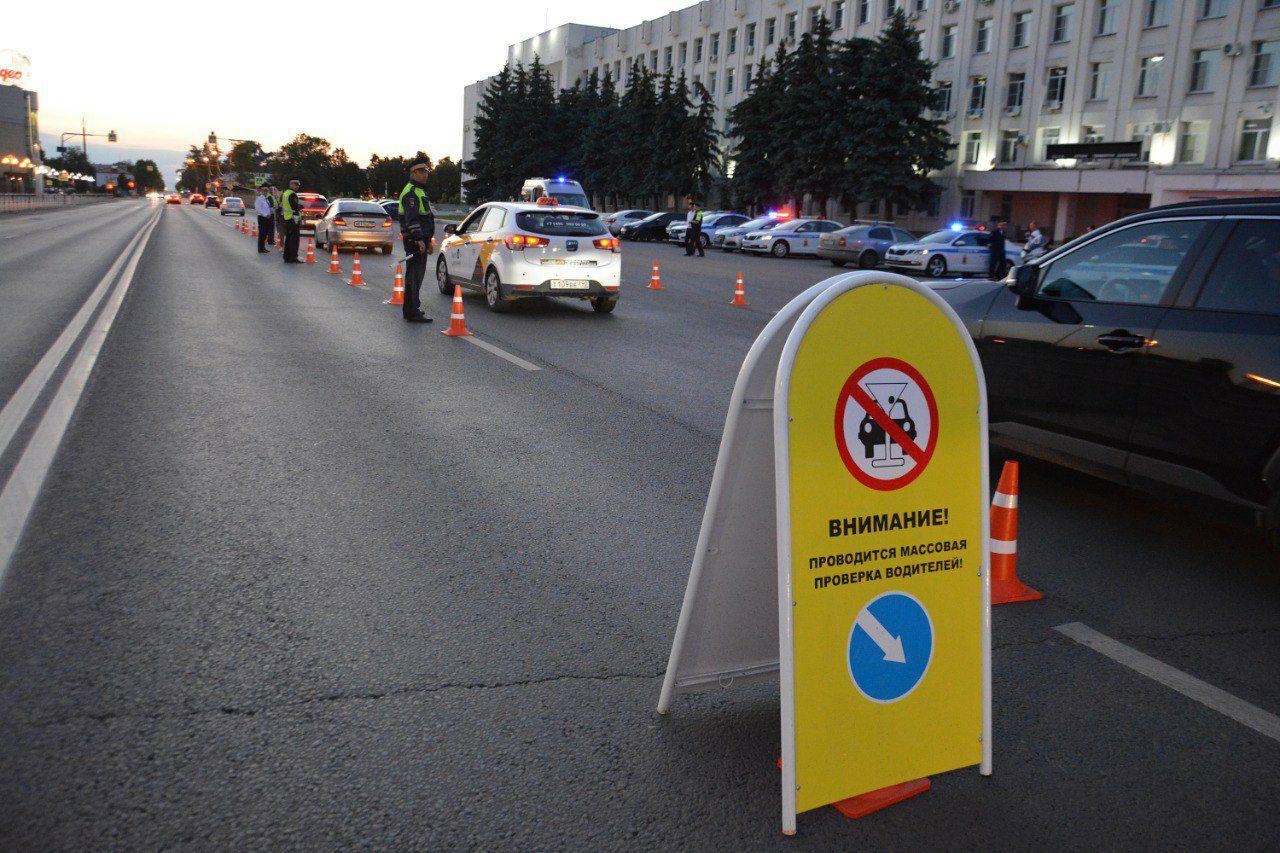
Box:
[464,0,1280,236]
[0,82,41,194]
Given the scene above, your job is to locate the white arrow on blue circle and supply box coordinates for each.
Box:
[855,608,907,663]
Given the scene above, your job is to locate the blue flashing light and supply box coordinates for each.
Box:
[556,175,567,182]
[949,221,964,231]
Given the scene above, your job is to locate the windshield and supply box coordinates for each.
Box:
[547,192,588,208]
[516,210,606,236]
[919,230,957,244]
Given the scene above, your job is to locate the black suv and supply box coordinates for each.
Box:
[938,197,1280,543]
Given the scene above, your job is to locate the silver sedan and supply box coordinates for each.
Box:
[312,200,397,254]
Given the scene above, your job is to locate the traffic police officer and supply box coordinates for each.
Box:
[397,163,436,323]
[684,198,705,257]
[280,179,303,263]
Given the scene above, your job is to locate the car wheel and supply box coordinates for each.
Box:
[436,256,452,294]
[771,240,791,258]
[484,267,510,313]
[591,296,618,314]
[926,255,947,277]
[858,250,879,269]
[700,233,711,249]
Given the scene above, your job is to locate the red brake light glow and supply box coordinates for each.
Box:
[333,217,346,226]
[382,219,393,228]
[505,234,550,250]
[593,237,620,252]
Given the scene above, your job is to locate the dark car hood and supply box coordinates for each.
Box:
[929,277,1006,339]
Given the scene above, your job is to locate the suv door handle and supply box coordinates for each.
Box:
[1096,330,1149,351]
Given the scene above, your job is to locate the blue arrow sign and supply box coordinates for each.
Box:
[847,591,934,703]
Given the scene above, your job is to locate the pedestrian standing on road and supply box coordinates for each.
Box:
[397,163,436,323]
[684,197,705,258]
[280,180,303,263]
[254,189,276,254]
[1023,220,1048,262]
[988,220,1007,281]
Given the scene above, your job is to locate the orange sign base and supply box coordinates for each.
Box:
[831,778,931,819]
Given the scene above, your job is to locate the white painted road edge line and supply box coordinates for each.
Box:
[1055,622,1280,744]
[461,335,542,371]
[0,207,162,587]
[0,207,157,464]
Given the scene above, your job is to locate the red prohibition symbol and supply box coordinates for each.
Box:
[834,357,939,491]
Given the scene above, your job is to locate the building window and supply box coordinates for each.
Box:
[1189,49,1217,92]
[1006,72,1026,109]
[934,80,953,112]
[999,130,1022,164]
[810,6,823,29]
[1082,124,1105,142]
[651,50,658,70]
[960,190,976,218]
[975,19,991,53]
[968,76,987,112]
[709,71,718,93]
[1264,0,1280,9]
[1038,127,1062,161]
[1052,4,1074,43]
[728,29,737,55]
[1250,41,1280,87]
[963,131,982,165]
[614,61,621,79]
[726,68,735,93]
[1096,0,1116,35]
[1088,62,1110,99]
[1137,55,1163,97]
[664,47,673,70]
[765,18,776,44]
[679,42,688,65]
[1012,11,1031,48]
[786,12,798,40]
[710,33,720,60]
[886,0,899,18]
[1238,118,1272,161]
[1199,0,1229,19]
[746,23,756,50]
[694,37,703,62]
[834,0,847,28]
[857,0,870,23]
[941,25,956,58]
[1129,123,1154,161]
[1176,120,1210,163]
[1045,67,1067,106]
[1144,0,1170,27]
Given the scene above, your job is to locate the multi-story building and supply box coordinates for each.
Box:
[464,0,1280,237]
[0,79,42,195]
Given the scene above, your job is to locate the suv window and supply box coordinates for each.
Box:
[1196,220,1280,316]
[515,210,606,236]
[459,208,487,234]
[1038,219,1206,305]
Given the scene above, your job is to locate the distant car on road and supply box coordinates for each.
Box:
[298,193,329,233]
[619,211,681,242]
[312,199,396,254]
[938,197,1280,545]
[818,224,916,268]
[739,218,843,257]
[884,227,1021,278]
[204,195,221,208]
[219,197,245,217]
[714,214,785,251]
[666,212,750,248]
[602,209,652,235]
[437,199,621,314]
[166,193,181,205]
[188,194,206,205]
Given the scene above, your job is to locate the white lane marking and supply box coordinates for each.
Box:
[0,209,156,463]
[461,335,541,371]
[0,208,161,587]
[1055,622,1280,745]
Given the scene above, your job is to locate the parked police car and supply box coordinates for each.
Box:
[436,199,620,314]
[884,226,1021,277]
[714,214,785,251]
[666,212,750,247]
[739,217,843,257]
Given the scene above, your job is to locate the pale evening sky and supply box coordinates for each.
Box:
[19,0,681,177]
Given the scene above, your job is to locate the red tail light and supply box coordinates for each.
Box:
[838,237,847,247]
[505,234,550,250]
[382,219,393,228]
[333,217,347,226]
[594,237,621,252]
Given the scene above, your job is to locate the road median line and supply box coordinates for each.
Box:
[1055,622,1280,744]
[461,334,541,371]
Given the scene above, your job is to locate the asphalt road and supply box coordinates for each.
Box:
[1,200,1278,849]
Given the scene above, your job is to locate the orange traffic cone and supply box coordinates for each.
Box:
[386,263,405,305]
[327,246,342,275]
[275,233,283,248]
[729,272,748,306]
[251,223,258,238]
[647,259,663,291]
[990,461,1042,605]
[304,239,316,263]
[347,252,365,287]
[441,284,473,337]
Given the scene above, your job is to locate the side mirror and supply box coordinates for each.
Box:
[443,223,457,235]
[1011,263,1039,296]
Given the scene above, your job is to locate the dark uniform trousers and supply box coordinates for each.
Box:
[282,218,301,262]
[685,222,704,257]
[402,237,427,318]
[257,215,275,252]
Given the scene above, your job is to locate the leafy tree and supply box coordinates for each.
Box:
[130,159,164,192]
[270,133,333,191]
[424,157,462,203]
[463,64,516,203]
[228,140,266,185]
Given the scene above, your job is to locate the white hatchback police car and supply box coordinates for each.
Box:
[436,199,621,313]
[883,226,1022,277]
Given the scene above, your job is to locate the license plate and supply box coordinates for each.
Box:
[353,219,375,228]
[548,279,589,289]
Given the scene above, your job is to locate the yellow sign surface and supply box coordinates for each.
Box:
[785,283,984,813]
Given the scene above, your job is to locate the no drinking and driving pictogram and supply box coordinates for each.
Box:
[834,357,938,491]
